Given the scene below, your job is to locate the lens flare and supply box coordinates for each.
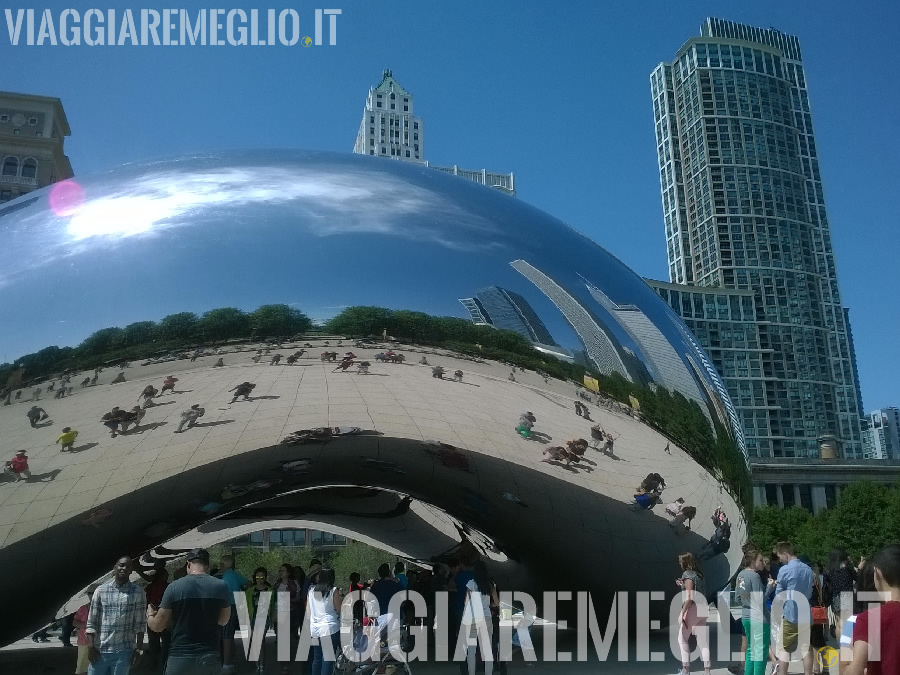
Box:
[48,179,85,217]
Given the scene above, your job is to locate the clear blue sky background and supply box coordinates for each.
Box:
[2,0,897,410]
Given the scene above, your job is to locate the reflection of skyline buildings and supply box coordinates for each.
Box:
[459,286,558,347]
[509,259,635,382]
[583,279,713,424]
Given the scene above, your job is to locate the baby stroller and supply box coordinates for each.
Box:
[335,613,413,675]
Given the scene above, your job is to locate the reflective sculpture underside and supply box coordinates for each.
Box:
[0,151,749,642]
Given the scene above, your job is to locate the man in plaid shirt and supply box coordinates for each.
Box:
[85,556,146,674]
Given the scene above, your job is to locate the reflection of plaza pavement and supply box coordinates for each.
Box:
[0,343,745,640]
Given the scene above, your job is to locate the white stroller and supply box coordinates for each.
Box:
[334,613,413,675]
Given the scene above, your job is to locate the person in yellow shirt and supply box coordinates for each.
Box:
[56,426,79,452]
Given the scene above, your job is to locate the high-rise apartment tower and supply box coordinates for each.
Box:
[650,18,863,458]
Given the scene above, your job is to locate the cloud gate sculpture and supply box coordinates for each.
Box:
[0,151,748,643]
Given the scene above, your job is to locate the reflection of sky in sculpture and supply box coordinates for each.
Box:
[0,150,743,455]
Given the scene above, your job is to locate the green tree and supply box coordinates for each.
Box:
[325,306,393,337]
[749,506,814,555]
[251,304,312,338]
[199,307,250,341]
[157,312,199,341]
[122,321,158,347]
[79,327,126,356]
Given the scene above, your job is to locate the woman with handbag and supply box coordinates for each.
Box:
[676,553,711,675]
[810,563,829,674]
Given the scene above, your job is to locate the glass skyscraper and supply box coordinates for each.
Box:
[459,285,558,346]
[651,18,863,458]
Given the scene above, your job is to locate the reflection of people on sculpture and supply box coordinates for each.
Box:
[699,520,731,559]
[139,385,158,408]
[176,404,205,433]
[111,372,127,384]
[229,382,256,403]
[669,506,697,533]
[637,472,667,495]
[431,365,445,379]
[589,424,606,449]
[101,407,124,438]
[516,412,536,438]
[419,356,429,365]
[26,405,49,428]
[665,497,685,517]
[4,450,31,481]
[508,371,516,382]
[159,376,178,395]
[453,370,464,382]
[212,358,225,367]
[333,357,355,372]
[356,361,370,374]
[631,492,661,510]
[270,354,282,365]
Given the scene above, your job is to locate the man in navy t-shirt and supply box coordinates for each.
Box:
[147,549,231,675]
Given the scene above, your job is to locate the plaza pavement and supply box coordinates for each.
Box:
[1,341,743,553]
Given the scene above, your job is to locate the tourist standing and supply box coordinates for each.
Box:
[826,548,857,641]
[146,549,231,675]
[307,567,342,675]
[462,560,499,675]
[676,552,710,675]
[219,554,249,672]
[73,586,99,675]
[4,450,31,481]
[843,544,900,675]
[26,405,48,428]
[771,541,814,675]
[85,557,146,675]
[246,568,274,674]
[736,550,770,675]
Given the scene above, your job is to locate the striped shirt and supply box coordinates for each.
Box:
[85,580,147,653]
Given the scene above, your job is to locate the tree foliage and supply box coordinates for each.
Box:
[251,304,312,338]
[200,308,250,341]
[749,480,900,562]
[157,312,200,341]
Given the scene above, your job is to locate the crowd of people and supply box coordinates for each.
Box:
[60,548,505,675]
[708,541,900,675]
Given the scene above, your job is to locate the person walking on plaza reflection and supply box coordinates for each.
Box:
[139,385,159,408]
[219,554,249,672]
[270,354,282,365]
[31,386,42,401]
[669,506,697,533]
[175,404,205,433]
[159,376,178,396]
[91,374,99,386]
[212,358,224,367]
[55,384,67,399]
[101,407,125,438]
[676,552,711,675]
[453,369,464,382]
[81,377,91,388]
[770,542,814,675]
[146,548,232,675]
[516,412,536,439]
[85,556,146,675]
[229,382,256,403]
[308,567,343,675]
[4,450,31,481]
[111,372,127,384]
[251,352,262,364]
[26,404,49,428]
[56,426,79,452]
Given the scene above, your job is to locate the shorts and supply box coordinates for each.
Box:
[222,606,239,639]
[75,645,90,674]
[782,620,799,651]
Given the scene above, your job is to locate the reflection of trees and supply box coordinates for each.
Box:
[0,303,312,387]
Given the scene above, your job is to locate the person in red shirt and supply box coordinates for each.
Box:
[159,376,179,395]
[73,585,98,675]
[4,450,30,481]
[137,565,169,671]
[846,544,900,675]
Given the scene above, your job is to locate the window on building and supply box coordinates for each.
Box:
[2,157,18,176]
[0,190,11,202]
[269,530,282,544]
[377,102,382,108]
[381,148,385,154]
[406,150,410,157]
[369,150,374,155]
[21,159,37,179]
[249,531,264,546]
[404,106,408,112]
[764,484,778,505]
[390,93,395,99]
[825,485,837,509]
[34,131,42,138]
[0,114,8,122]
[414,122,418,129]
[390,104,395,110]
[369,139,374,146]
[369,116,374,123]
[28,117,37,125]
[414,144,419,151]
[12,129,19,136]
[799,484,812,512]
[781,484,796,508]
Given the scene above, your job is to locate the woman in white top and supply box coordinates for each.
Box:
[307,567,343,675]
[462,560,500,675]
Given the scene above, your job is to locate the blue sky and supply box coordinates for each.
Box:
[1,0,897,410]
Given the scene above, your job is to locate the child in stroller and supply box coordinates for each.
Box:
[335,613,412,674]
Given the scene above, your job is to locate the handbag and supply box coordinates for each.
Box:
[812,606,828,625]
